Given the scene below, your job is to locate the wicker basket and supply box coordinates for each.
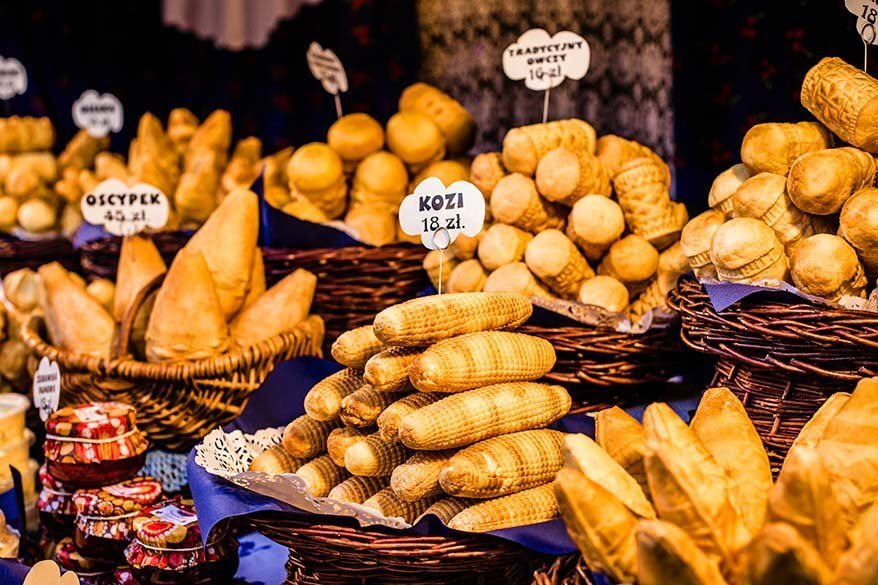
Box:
[78,231,191,280]
[249,514,549,585]
[532,555,593,585]
[263,244,429,351]
[668,273,878,464]
[0,235,78,276]
[16,274,325,452]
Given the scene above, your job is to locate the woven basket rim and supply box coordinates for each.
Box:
[18,308,325,382]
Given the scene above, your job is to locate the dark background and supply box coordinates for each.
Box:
[0,0,866,210]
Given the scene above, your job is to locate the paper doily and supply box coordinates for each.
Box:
[194,427,410,530]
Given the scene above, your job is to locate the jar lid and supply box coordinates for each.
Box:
[54,537,117,574]
[131,499,204,550]
[46,402,138,442]
[74,476,163,519]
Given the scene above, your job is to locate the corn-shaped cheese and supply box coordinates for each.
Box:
[446,259,487,293]
[364,346,423,392]
[390,450,455,502]
[331,326,384,369]
[362,487,439,523]
[345,433,412,477]
[613,158,684,250]
[399,382,570,450]
[596,134,670,180]
[470,152,506,200]
[340,387,407,428]
[327,426,371,466]
[535,147,611,205]
[439,429,565,498]
[373,292,533,347]
[249,444,306,475]
[423,496,473,524]
[377,392,443,443]
[296,454,348,497]
[282,415,340,459]
[740,121,833,175]
[525,230,594,299]
[477,223,532,270]
[410,332,556,393]
[304,368,365,422]
[328,475,389,504]
[490,173,566,233]
[502,119,597,176]
[801,57,878,153]
[448,483,559,532]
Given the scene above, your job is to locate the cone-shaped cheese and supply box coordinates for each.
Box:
[595,406,650,497]
[745,523,832,585]
[690,387,773,534]
[241,248,266,310]
[636,520,729,585]
[114,236,167,322]
[38,262,114,358]
[145,249,230,361]
[230,268,316,347]
[184,188,258,318]
[834,500,878,584]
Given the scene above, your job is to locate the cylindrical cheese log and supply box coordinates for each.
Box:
[790,234,867,301]
[490,173,566,232]
[567,195,626,261]
[477,223,532,270]
[598,235,660,295]
[839,187,878,275]
[578,275,629,313]
[740,121,833,175]
[525,229,594,299]
[801,56,878,153]
[535,147,610,205]
[502,119,596,176]
[787,147,876,215]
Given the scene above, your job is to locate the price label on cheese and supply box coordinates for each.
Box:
[81,178,169,236]
[846,1,878,43]
[33,357,60,422]
[0,56,27,100]
[307,42,348,95]
[398,177,486,250]
[72,90,123,138]
[503,29,590,91]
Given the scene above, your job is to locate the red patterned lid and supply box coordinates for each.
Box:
[54,537,117,573]
[131,499,203,550]
[46,402,137,441]
[73,476,163,518]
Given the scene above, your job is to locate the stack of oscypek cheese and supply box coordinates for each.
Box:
[250,292,574,532]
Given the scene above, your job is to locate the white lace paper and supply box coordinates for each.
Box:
[531,296,676,334]
[194,427,409,530]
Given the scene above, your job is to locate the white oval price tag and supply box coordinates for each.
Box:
[81,178,169,236]
[307,42,348,95]
[503,29,590,91]
[399,177,486,250]
[33,357,60,422]
[72,90,123,138]
[0,56,27,100]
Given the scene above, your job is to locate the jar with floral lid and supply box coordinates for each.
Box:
[45,402,149,488]
[124,498,239,584]
[54,537,121,585]
[37,464,76,536]
[73,476,163,563]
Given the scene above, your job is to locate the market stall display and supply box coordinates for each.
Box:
[14,188,325,450]
[547,377,878,584]
[260,82,474,349]
[669,55,878,462]
[430,120,693,394]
